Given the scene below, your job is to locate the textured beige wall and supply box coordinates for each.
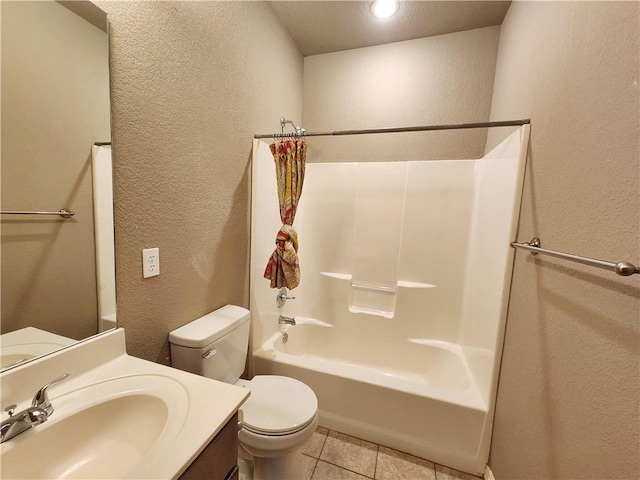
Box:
[1,1,110,339]
[486,2,639,479]
[302,26,500,163]
[95,1,303,363]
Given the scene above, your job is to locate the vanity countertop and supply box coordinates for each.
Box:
[0,328,250,479]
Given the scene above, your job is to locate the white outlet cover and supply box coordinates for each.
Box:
[142,247,160,278]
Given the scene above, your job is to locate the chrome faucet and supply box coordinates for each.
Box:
[278,315,296,326]
[0,373,69,443]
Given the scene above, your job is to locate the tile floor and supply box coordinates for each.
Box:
[298,427,483,480]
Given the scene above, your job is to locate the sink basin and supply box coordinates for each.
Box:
[1,374,189,479]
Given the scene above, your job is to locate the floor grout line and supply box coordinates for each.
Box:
[315,459,375,479]
[309,455,319,480]
[372,443,380,480]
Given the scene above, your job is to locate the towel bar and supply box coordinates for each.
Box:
[1,209,74,218]
[511,237,639,277]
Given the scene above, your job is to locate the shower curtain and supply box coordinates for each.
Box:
[263,139,307,289]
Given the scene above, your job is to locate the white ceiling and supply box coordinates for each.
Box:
[268,1,512,56]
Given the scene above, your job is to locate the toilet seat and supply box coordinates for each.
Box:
[241,375,318,436]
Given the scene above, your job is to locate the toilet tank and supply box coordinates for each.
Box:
[168,305,250,384]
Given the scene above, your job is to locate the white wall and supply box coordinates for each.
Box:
[486,2,639,478]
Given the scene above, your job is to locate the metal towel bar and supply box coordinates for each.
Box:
[1,209,75,219]
[511,237,639,277]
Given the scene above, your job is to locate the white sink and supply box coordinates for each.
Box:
[0,329,249,479]
[2,375,188,479]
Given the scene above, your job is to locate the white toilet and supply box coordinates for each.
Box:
[169,305,318,480]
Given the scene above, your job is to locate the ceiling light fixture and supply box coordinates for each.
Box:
[370,0,399,19]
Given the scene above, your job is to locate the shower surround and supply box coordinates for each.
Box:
[250,127,529,475]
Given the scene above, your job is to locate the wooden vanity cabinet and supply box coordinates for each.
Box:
[179,412,239,480]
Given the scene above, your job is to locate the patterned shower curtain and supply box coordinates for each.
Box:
[264,139,307,289]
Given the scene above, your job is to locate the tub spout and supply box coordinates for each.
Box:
[278,315,296,326]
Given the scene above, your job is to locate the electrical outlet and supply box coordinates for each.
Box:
[142,247,160,278]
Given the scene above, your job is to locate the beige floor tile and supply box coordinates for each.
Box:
[435,464,482,480]
[375,446,436,480]
[320,431,378,477]
[301,453,319,480]
[302,426,329,458]
[312,460,371,480]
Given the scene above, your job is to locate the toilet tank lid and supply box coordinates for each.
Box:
[168,305,249,348]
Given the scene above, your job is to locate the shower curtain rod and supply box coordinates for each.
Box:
[254,119,530,139]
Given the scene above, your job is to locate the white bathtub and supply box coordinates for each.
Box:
[253,323,493,475]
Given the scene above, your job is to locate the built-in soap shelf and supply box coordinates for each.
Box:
[320,272,436,319]
[319,272,436,289]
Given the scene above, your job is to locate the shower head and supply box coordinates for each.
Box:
[279,117,306,137]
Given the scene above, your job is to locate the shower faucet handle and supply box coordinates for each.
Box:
[276,287,296,308]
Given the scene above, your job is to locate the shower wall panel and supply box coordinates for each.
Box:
[397,161,476,341]
[350,163,408,317]
[284,158,478,339]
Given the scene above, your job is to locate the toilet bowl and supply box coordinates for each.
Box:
[238,375,318,457]
[168,305,319,480]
